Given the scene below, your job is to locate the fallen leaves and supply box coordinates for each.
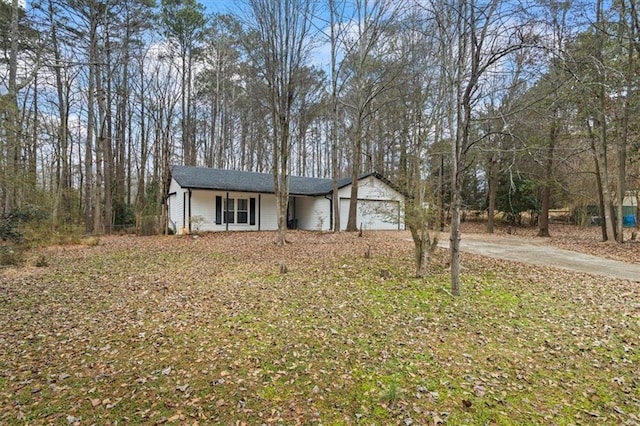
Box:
[0,229,639,424]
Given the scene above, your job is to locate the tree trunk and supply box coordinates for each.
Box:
[49,0,71,227]
[84,3,99,234]
[275,179,288,245]
[486,152,499,233]
[346,118,363,232]
[538,180,551,237]
[588,122,607,240]
[616,111,627,244]
[3,0,21,214]
[594,0,616,242]
[615,17,634,243]
[595,123,616,241]
[181,51,192,165]
[330,0,340,232]
[411,222,437,278]
[450,186,462,296]
[538,119,556,237]
[274,114,289,245]
[102,32,113,235]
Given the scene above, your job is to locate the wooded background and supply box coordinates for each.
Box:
[1,0,639,243]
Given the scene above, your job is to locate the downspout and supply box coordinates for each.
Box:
[226,192,229,231]
[397,200,401,230]
[324,194,333,231]
[188,189,192,233]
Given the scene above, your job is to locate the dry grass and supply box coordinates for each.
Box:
[1,229,639,425]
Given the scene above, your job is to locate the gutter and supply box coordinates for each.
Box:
[178,185,329,197]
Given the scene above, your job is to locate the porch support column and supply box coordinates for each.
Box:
[188,189,192,233]
[258,194,261,230]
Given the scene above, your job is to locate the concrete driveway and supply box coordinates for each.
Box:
[438,234,640,282]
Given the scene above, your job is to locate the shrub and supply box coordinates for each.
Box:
[0,206,48,266]
[0,245,24,266]
[35,254,49,267]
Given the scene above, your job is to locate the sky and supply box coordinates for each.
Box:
[198,0,237,14]
[198,0,336,70]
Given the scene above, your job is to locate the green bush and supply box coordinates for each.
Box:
[496,174,538,225]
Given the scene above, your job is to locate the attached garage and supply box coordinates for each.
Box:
[337,174,405,231]
[339,199,402,231]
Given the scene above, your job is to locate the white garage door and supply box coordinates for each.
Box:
[339,199,400,231]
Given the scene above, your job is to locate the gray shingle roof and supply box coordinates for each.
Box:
[171,166,356,196]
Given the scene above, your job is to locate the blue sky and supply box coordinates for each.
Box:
[200,0,335,70]
[198,0,237,14]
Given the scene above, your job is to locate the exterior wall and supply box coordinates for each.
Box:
[296,196,332,231]
[169,186,279,234]
[259,194,279,230]
[623,191,638,208]
[337,176,405,231]
[167,178,186,234]
[168,174,404,234]
[189,190,217,231]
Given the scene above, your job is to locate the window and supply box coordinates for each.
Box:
[224,198,235,223]
[237,199,248,224]
[217,196,256,226]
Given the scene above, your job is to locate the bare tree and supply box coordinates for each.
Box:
[613,0,636,242]
[592,0,617,241]
[243,0,316,244]
[161,0,207,167]
[1,0,39,214]
[399,5,445,277]
[2,0,23,214]
[328,0,343,232]
[435,0,534,295]
[341,0,402,232]
[535,1,571,237]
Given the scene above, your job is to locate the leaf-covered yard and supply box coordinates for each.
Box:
[1,228,639,425]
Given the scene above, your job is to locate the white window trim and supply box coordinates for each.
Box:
[224,197,250,225]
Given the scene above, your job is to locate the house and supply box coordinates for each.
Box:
[167,165,405,234]
[622,190,638,227]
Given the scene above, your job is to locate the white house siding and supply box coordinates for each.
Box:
[167,178,186,233]
[296,196,332,231]
[259,194,279,230]
[337,176,404,231]
[189,190,217,231]
[169,187,280,234]
[623,192,638,208]
[168,173,404,234]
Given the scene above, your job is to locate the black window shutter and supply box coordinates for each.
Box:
[215,196,222,224]
[249,198,256,225]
